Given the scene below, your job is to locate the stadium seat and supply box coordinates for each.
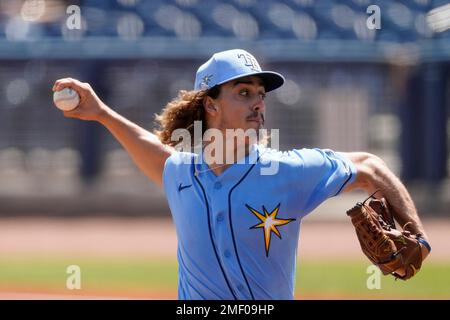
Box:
[0,0,443,42]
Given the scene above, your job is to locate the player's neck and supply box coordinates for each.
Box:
[203,142,252,177]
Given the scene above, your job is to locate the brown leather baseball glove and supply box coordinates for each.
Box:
[346,194,426,280]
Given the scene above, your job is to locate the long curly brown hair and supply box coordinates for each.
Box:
[153,87,220,147]
[154,85,269,148]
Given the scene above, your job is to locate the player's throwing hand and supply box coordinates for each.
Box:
[52,78,108,122]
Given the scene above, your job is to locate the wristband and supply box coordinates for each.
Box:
[418,237,431,253]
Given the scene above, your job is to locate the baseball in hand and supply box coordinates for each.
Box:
[53,87,80,111]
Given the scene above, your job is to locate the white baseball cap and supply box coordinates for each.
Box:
[194,49,285,92]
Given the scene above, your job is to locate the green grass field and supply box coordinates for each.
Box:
[1,257,449,299]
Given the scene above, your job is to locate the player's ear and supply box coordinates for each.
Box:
[204,96,219,115]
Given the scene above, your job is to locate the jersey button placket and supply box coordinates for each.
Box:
[216,211,224,223]
[214,181,222,190]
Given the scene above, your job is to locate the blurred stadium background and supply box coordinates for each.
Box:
[0,0,449,299]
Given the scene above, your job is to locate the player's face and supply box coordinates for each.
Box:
[213,76,266,132]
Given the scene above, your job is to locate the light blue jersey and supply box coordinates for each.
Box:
[163,144,357,300]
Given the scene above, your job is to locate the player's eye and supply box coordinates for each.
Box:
[239,89,249,97]
[259,92,266,100]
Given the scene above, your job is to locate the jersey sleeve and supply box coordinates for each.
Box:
[292,148,357,217]
[162,151,194,194]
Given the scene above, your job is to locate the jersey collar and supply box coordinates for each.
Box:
[194,143,260,182]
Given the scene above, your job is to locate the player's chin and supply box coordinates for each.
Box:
[246,120,264,130]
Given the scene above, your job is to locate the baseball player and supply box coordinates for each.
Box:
[52,49,430,300]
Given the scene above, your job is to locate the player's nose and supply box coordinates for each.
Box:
[251,98,265,113]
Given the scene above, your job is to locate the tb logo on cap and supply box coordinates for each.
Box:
[237,53,261,72]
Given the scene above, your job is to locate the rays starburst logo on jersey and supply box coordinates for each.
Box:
[246,203,295,257]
